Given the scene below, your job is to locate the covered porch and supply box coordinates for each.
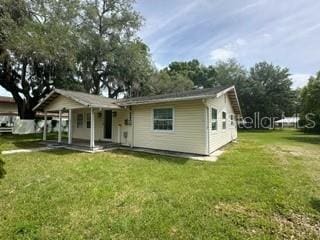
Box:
[42,107,117,150]
[33,89,123,151]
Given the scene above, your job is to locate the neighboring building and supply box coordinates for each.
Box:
[0,95,67,134]
[0,96,18,131]
[33,86,241,155]
[275,117,300,128]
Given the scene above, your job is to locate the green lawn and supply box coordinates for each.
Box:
[0,130,319,239]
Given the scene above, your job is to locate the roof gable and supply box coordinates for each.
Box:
[33,89,120,111]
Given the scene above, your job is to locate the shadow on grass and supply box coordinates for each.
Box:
[0,158,6,179]
[310,198,320,212]
[284,135,320,145]
[41,148,80,156]
[112,149,190,165]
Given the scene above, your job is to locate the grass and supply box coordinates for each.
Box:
[0,129,319,239]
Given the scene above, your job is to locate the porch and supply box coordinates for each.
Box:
[42,107,116,151]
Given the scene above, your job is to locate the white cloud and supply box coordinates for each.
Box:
[235,38,247,46]
[209,38,246,62]
[210,48,236,62]
[290,74,311,89]
[154,62,165,70]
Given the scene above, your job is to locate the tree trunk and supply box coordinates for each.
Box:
[17,102,36,119]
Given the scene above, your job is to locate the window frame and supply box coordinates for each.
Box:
[222,111,227,130]
[230,114,234,126]
[152,107,175,132]
[211,108,218,131]
[86,112,91,128]
[76,113,84,128]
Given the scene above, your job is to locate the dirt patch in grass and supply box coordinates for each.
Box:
[273,212,320,240]
[213,202,320,239]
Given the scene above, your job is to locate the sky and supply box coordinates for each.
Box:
[135,0,320,88]
[1,0,319,97]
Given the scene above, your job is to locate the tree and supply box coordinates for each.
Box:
[78,0,145,97]
[141,71,194,96]
[163,59,216,88]
[107,40,154,98]
[212,59,250,115]
[0,0,80,119]
[247,62,296,125]
[300,72,320,132]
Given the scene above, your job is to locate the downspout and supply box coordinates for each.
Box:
[202,99,210,155]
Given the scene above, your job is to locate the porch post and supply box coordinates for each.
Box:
[58,110,62,143]
[43,111,47,141]
[90,107,95,148]
[68,109,72,144]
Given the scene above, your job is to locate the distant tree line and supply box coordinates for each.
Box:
[148,59,299,128]
[0,0,318,132]
[299,72,320,132]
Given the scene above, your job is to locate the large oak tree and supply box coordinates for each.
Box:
[0,0,80,119]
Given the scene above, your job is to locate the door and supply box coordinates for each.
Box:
[104,110,112,140]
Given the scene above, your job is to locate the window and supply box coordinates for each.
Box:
[222,111,227,129]
[153,108,173,131]
[86,113,91,128]
[230,114,234,126]
[77,113,83,128]
[211,108,217,130]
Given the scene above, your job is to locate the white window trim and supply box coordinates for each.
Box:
[76,113,84,128]
[211,108,218,132]
[151,107,175,132]
[230,113,234,127]
[222,110,227,130]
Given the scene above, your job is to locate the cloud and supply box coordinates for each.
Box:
[210,48,236,62]
[209,38,247,62]
[290,74,311,89]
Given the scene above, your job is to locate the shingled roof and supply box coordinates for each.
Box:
[118,86,241,115]
[33,86,241,115]
[33,89,120,111]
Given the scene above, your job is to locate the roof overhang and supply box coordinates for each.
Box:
[216,86,242,116]
[33,89,120,111]
[119,86,242,116]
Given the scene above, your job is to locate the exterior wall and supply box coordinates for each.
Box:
[71,108,104,141]
[45,95,83,111]
[71,108,131,143]
[207,94,237,153]
[132,100,207,155]
[112,109,132,146]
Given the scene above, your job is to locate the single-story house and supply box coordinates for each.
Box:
[33,85,241,155]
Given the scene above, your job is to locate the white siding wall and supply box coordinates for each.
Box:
[132,100,206,155]
[71,108,132,144]
[112,109,132,146]
[45,95,83,111]
[207,94,237,153]
[71,109,104,141]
